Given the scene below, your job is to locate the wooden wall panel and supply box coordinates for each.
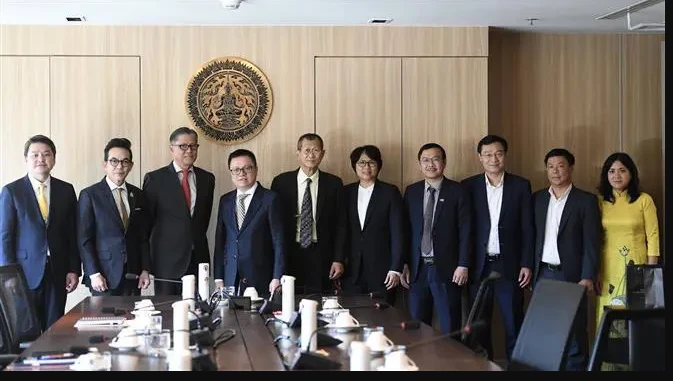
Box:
[315,57,402,188]
[0,56,50,186]
[49,56,141,195]
[402,58,488,188]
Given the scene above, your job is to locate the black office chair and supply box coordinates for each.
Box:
[509,279,586,371]
[461,271,500,358]
[0,290,20,369]
[588,308,665,371]
[0,264,42,347]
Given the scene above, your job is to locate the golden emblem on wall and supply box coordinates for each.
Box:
[185,57,273,144]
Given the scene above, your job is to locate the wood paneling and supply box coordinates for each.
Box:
[49,56,141,194]
[402,57,488,188]
[0,56,50,186]
[315,57,402,188]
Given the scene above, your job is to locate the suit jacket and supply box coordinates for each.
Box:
[462,172,534,281]
[77,178,151,289]
[213,183,285,295]
[404,177,471,282]
[142,163,215,279]
[343,180,406,284]
[270,169,346,265]
[0,175,81,290]
[533,185,601,285]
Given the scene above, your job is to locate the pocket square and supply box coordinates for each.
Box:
[439,199,445,202]
[134,207,142,211]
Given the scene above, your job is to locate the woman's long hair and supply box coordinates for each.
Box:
[598,152,641,204]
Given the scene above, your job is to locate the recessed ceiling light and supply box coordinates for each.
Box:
[368,18,393,24]
[66,16,86,22]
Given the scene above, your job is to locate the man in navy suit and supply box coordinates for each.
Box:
[462,135,534,361]
[401,143,471,334]
[78,138,151,296]
[533,148,600,371]
[214,149,285,297]
[0,135,81,330]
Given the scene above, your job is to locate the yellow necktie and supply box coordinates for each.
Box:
[38,182,48,221]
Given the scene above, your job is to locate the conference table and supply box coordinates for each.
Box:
[4,294,502,371]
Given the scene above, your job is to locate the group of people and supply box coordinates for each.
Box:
[0,128,660,371]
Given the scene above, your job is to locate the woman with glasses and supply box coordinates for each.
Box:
[342,145,407,304]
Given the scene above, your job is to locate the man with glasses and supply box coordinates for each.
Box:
[213,149,285,298]
[77,138,151,296]
[142,127,215,295]
[401,143,471,334]
[461,135,534,362]
[271,133,346,294]
[0,135,81,330]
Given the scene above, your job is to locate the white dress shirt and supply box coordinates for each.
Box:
[28,175,51,256]
[358,182,401,277]
[173,161,196,216]
[296,169,319,242]
[485,173,504,255]
[541,184,573,266]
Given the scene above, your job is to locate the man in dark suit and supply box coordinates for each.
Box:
[78,138,151,296]
[143,127,215,295]
[462,135,534,361]
[0,135,81,330]
[401,143,471,334]
[343,145,406,304]
[214,149,285,297]
[533,148,600,371]
[270,133,346,294]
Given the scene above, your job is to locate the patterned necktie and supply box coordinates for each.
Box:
[421,187,436,256]
[37,182,48,221]
[117,188,129,229]
[181,169,191,210]
[299,178,313,248]
[237,194,249,229]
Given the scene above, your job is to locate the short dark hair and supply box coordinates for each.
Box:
[169,127,198,143]
[544,148,575,166]
[349,145,383,172]
[24,135,56,157]
[417,143,446,162]
[104,138,133,162]
[296,133,324,151]
[598,152,641,204]
[228,149,257,167]
[477,135,508,154]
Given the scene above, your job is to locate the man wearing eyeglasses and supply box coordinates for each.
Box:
[271,133,346,294]
[142,127,215,295]
[461,135,534,363]
[77,138,151,296]
[213,149,285,298]
[401,143,472,335]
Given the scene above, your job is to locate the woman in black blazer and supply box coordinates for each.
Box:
[342,145,406,304]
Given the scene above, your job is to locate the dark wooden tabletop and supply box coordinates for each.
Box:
[4,294,501,371]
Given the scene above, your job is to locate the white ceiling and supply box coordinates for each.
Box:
[0,0,666,33]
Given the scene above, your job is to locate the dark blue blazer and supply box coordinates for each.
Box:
[462,172,534,281]
[403,177,472,282]
[213,183,285,295]
[0,175,81,289]
[77,178,151,289]
[343,180,406,283]
[532,186,601,285]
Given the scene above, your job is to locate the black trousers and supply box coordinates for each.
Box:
[154,251,199,296]
[288,241,333,295]
[29,257,66,331]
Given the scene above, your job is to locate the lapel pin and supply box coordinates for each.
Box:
[439,199,445,202]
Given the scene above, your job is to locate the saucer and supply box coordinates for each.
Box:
[367,344,394,354]
[377,365,419,371]
[109,338,139,351]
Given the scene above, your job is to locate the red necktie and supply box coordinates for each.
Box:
[181,169,191,208]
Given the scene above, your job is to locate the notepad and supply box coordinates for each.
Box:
[74,316,127,328]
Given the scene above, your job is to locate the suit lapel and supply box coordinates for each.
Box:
[316,171,326,222]
[497,173,511,223]
[238,185,263,235]
[99,179,124,231]
[477,176,490,230]
[537,191,551,241]
[362,181,380,231]
[166,163,191,217]
[558,187,576,234]
[23,176,46,228]
[349,184,360,231]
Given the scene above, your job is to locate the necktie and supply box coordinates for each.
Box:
[181,169,191,210]
[37,182,48,221]
[299,178,313,248]
[117,188,129,229]
[421,187,436,256]
[237,194,249,229]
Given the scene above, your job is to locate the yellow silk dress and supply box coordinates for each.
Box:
[596,190,660,327]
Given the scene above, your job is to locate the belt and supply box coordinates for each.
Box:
[487,254,502,262]
[541,262,563,271]
[422,257,435,265]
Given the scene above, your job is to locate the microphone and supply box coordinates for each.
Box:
[258,283,283,315]
[125,273,182,284]
[461,271,501,342]
[406,320,488,350]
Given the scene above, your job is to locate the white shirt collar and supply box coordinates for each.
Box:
[236,181,259,198]
[28,175,51,190]
[485,172,505,188]
[173,161,193,174]
[297,168,320,184]
[105,176,127,192]
[424,177,443,192]
[548,183,573,200]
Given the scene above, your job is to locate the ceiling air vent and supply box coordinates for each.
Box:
[368,18,393,24]
[66,16,86,22]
